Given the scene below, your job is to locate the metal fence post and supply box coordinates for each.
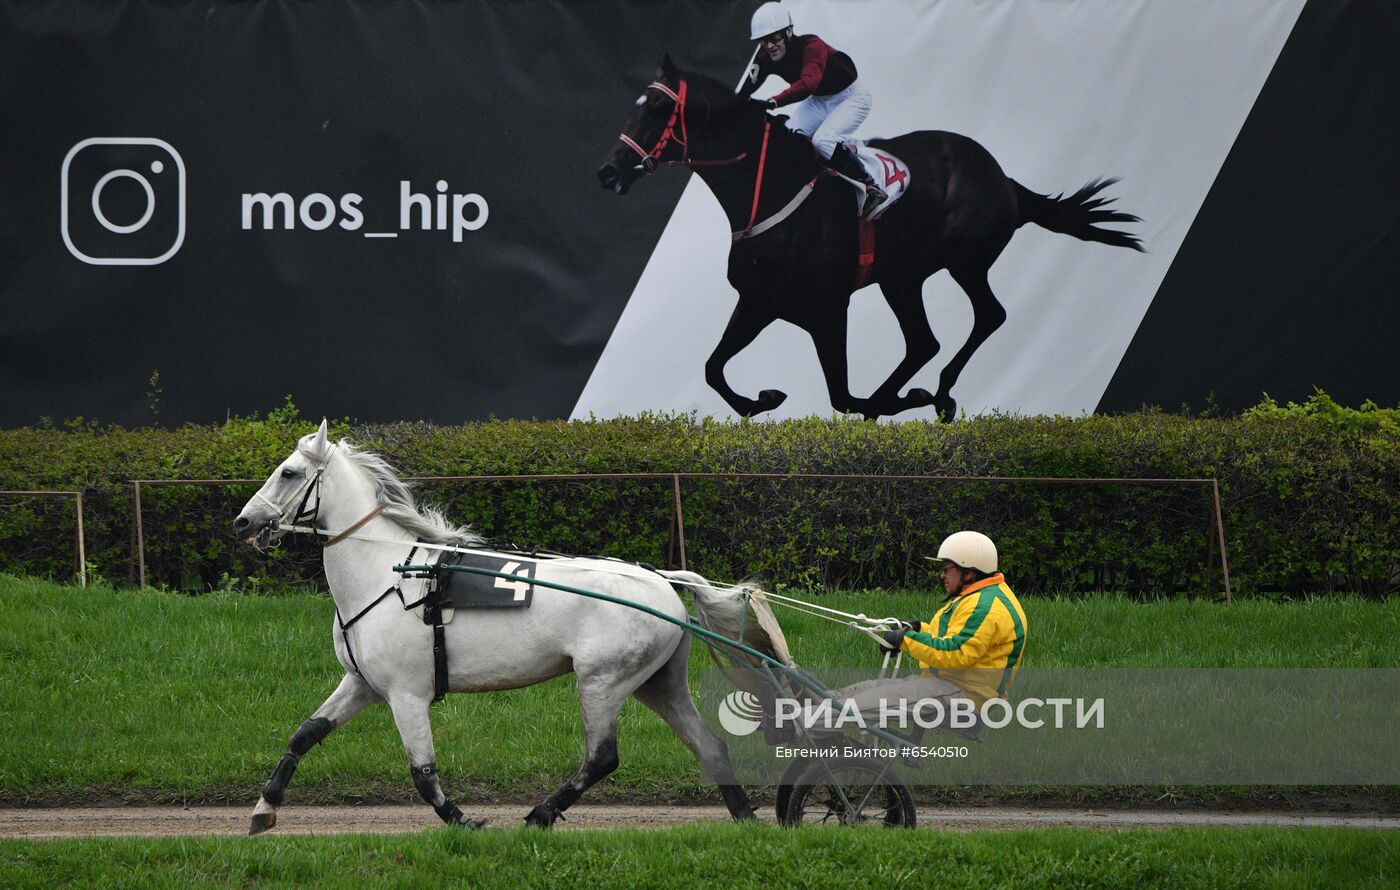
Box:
[133,481,146,590]
[1211,479,1232,603]
[75,491,87,587]
[671,473,687,571]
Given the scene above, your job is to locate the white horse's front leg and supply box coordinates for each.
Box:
[388,692,485,829]
[250,672,381,835]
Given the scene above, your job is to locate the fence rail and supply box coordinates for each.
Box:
[128,474,1230,600]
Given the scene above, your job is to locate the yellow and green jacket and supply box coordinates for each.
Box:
[900,573,1028,705]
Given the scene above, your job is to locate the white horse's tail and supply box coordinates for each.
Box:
[662,569,814,745]
[660,570,794,668]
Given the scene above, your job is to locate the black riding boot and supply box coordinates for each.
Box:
[829,143,886,218]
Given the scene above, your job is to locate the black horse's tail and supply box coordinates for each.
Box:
[1013,177,1144,251]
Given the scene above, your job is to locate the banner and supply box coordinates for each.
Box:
[2,1,1396,426]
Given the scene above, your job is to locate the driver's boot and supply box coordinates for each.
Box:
[829,143,886,219]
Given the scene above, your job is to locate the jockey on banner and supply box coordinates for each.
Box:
[738,1,887,219]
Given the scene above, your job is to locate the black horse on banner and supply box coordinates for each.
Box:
[598,56,1144,420]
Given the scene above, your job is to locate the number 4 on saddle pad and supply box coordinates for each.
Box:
[433,550,536,609]
[854,142,911,221]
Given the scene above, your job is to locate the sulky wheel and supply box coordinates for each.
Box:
[781,758,916,828]
[774,757,813,827]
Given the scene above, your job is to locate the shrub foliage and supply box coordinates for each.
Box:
[1,394,1395,597]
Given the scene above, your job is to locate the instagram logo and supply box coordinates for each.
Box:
[61,137,186,265]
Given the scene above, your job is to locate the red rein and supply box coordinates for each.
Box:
[735,121,771,240]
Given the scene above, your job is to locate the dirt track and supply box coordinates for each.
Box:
[3,805,1397,839]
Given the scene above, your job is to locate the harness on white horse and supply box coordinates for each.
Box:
[341,547,541,703]
[333,544,435,685]
[418,550,539,702]
[432,550,538,608]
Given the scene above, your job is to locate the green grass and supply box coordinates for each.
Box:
[1,574,1397,807]
[0,822,1394,884]
[0,824,1396,889]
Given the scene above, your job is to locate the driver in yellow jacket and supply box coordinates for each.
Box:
[839,531,1027,740]
[885,530,1029,706]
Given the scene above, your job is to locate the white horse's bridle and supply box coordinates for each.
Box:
[254,444,394,550]
[250,444,332,544]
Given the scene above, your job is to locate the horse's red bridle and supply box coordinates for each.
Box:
[618,80,690,171]
[619,79,753,172]
[618,76,795,240]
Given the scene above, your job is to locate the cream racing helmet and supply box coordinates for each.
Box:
[933,530,998,574]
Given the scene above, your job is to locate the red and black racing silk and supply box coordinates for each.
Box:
[741,34,858,107]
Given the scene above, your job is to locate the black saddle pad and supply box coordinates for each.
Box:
[435,551,535,609]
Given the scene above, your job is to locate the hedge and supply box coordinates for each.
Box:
[1,394,1396,597]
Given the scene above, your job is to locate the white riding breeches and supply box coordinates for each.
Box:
[783,78,873,159]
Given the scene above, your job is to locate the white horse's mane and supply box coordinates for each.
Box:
[339,441,481,546]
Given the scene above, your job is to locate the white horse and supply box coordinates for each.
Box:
[233,421,753,833]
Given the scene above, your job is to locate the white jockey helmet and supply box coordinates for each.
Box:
[751,2,792,40]
[934,531,998,574]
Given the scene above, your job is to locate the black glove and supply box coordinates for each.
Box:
[879,625,908,650]
[906,619,922,634]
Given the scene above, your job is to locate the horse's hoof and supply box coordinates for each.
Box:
[524,804,559,829]
[249,811,276,835]
[754,389,787,413]
[455,816,488,830]
[933,394,957,422]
